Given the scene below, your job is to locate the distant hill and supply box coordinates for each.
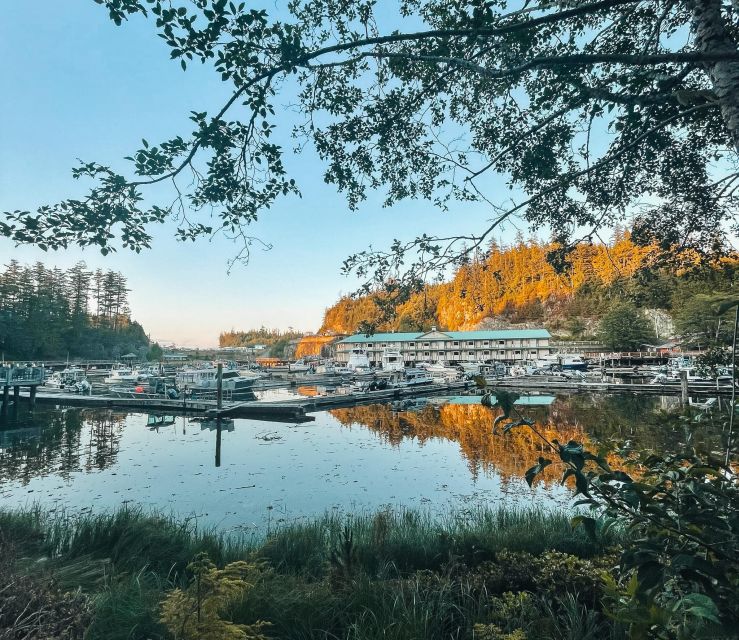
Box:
[317,233,738,341]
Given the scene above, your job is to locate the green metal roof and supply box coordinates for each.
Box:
[339,329,550,344]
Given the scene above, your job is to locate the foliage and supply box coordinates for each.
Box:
[598,302,657,350]
[492,402,739,639]
[674,293,737,347]
[219,326,303,354]
[0,534,92,638]
[318,236,738,334]
[147,341,163,361]
[159,552,269,640]
[3,1,739,285]
[0,504,624,640]
[0,260,148,359]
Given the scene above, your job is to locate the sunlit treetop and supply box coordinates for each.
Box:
[3,0,739,291]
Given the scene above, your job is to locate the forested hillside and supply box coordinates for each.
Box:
[0,261,148,359]
[219,327,304,357]
[319,233,738,341]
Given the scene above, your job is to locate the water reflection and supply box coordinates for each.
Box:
[0,409,126,484]
[0,394,732,527]
[330,393,732,485]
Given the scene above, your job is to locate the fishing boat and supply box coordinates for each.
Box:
[346,348,372,373]
[381,348,404,372]
[421,362,460,382]
[104,365,140,385]
[45,366,87,389]
[289,360,312,373]
[536,354,588,371]
[176,367,260,393]
[399,368,434,386]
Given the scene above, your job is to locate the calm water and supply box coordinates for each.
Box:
[0,391,730,532]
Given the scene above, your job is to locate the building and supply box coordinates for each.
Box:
[336,328,551,365]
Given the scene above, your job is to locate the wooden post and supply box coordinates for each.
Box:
[215,418,222,468]
[1,386,8,421]
[216,363,223,411]
[29,385,36,410]
[680,370,689,406]
[12,386,19,419]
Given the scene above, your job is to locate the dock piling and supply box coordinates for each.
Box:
[216,363,223,411]
[680,370,689,406]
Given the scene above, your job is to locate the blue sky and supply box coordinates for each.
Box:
[0,1,515,346]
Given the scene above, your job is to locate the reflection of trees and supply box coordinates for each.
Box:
[330,403,590,484]
[0,409,126,485]
[330,396,732,485]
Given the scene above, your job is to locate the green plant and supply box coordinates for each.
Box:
[489,392,739,638]
[159,552,269,640]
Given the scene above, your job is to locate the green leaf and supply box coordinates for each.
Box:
[524,456,551,487]
[676,593,720,623]
[571,515,598,541]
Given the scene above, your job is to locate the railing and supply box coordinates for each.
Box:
[0,366,45,386]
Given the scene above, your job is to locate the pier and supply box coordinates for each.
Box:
[1,365,44,420]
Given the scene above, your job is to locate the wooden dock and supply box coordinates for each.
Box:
[489,377,736,396]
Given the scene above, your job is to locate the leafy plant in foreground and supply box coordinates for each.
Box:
[483,390,739,639]
[159,552,269,640]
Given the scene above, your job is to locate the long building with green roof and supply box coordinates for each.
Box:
[336,328,551,365]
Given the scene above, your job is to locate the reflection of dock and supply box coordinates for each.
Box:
[490,378,735,396]
[1,366,44,420]
[209,381,473,417]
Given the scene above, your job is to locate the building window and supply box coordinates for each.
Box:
[381,343,387,347]
[453,341,459,346]
[483,341,489,346]
[453,352,459,357]
[483,350,489,355]
[409,342,415,347]
[530,350,537,355]
[438,351,445,356]
[423,342,430,347]
[499,350,505,355]
[515,350,521,355]
[467,341,473,346]
[468,351,474,356]
[424,352,430,356]
[498,340,505,345]
[367,343,373,347]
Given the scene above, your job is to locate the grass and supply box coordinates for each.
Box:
[0,505,625,639]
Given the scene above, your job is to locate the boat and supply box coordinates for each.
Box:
[104,365,140,385]
[289,360,312,373]
[398,368,434,386]
[176,367,260,394]
[346,348,372,373]
[45,366,87,389]
[421,362,460,382]
[536,354,588,371]
[381,348,405,372]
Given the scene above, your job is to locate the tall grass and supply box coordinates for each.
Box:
[0,505,624,639]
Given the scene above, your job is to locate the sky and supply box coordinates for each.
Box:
[0,1,515,347]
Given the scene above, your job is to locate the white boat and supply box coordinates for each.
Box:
[536,354,588,371]
[459,361,487,375]
[346,348,371,373]
[422,362,460,382]
[400,368,434,386]
[289,360,312,373]
[104,366,140,385]
[45,366,86,389]
[381,348,404,372]
[176,367,260,393]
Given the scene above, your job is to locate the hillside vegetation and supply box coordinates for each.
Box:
[318,233,738,341]
[0,261,148,360]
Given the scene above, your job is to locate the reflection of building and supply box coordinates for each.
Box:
[337,328,551,365]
